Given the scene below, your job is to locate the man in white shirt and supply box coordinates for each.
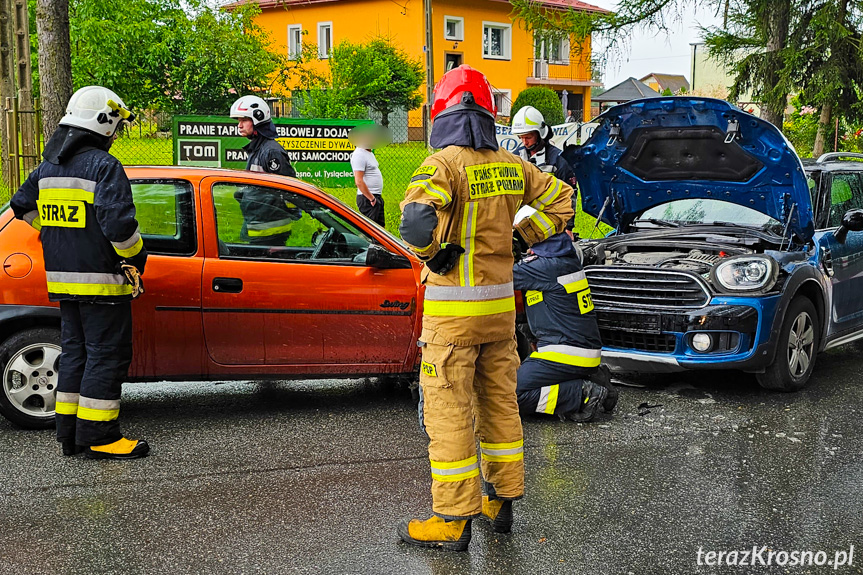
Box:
[350,126,386,226]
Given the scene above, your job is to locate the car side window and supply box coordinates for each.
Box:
[130,179,196,255]
[212,183,372,263]
[828,173,863,228]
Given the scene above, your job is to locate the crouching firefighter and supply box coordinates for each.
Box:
[11,86,150,460]
[513,230,618,422]
[396,65,574,551]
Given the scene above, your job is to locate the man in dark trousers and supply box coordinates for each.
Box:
[11,85,149,459]
[230,95,300,245]
[513,230,618,422]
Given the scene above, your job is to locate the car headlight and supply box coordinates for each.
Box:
[712,256,777,291]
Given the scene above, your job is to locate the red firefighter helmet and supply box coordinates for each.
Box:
[430,65,497,120]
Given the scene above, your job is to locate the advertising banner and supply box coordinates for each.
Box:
[173,116,372,185]
[495,121,600,155]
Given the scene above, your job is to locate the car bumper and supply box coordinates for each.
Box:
[598,295,780,374]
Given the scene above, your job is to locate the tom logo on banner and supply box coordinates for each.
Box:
[178,140,220,167]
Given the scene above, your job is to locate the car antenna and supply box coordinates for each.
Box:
[588,196,611,240]
[779,203,796,252]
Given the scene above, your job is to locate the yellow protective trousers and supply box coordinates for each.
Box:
[419,337,525,519]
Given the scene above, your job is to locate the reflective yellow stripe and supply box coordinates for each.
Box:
[31,217,42,231]
[431,455,477,469]
[480,439,524,462]
[431,468,480,482]
[39,189,95,203]
[460,202,478,287]
[76,406,120,422]
[481,452,524,463]
[430,455,479,482]
[561,278,589,294]
[55,401,78,415]
[530,211,555,239]
[537,385,560,414]
[480,440,523,450]
[530,351,602,368]
[423,296,515,317]
[409,179,452,205]
[114,236,144,258]
[47,282,133,296]
[248,222,293,237]
[530,179,562,209]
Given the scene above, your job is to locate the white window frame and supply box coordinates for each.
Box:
[493,89,512,116]
[317,22,333,59]
[482,21,511,60]
[444,16,464,41]
[534,33,570,64]
[288,25,302,60]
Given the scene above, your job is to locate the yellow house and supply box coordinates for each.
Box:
[234,0,606,133]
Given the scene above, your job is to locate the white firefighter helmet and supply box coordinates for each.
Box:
[230,95,272,125]
[511,105,550,139]
[59,86,135,137]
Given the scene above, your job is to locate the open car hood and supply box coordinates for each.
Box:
[569,97,814,241]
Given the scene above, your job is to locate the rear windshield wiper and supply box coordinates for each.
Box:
[634,218,680,228]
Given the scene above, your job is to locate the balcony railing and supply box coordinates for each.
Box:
[528,58,592,83]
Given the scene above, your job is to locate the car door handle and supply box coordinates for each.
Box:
[213,277,243,293]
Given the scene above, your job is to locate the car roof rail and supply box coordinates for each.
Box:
[815,152,863,164]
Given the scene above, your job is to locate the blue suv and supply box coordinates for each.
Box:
[568,97,863,391]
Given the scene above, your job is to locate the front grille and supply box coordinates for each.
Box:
[600,329,677,353]
[585,267,711,309]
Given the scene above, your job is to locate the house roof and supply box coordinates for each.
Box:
[491,0,609,13]
[225,0,610,11]
[592,77,660,102]
[639,73,691,93]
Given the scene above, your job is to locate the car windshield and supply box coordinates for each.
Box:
[636,199,784,233]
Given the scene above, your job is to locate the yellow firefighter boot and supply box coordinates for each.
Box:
[85,437,150,460]
[481,496,513,533]
[396,516,471,551]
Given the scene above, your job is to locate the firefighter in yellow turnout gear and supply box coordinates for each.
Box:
[397,66,574,551]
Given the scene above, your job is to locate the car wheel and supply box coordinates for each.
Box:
[0,328,61,429]
[756,297,819,392]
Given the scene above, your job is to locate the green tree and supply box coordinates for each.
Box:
[511,86,564,126]
[301,36,424,126]
[510,0,797,128]
[64,0,284,113]
[789,0,863,156]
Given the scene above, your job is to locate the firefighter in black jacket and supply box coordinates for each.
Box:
[513,230,618,421]
[230,95,300,245]
[10,86,150,459]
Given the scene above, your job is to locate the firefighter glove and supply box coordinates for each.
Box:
[426,243,465,275]
[512,230,529,261]
[120,262,145,299]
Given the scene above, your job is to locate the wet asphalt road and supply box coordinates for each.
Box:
[2,344,863,575]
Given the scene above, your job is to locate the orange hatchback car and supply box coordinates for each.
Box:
[0,167,426,429]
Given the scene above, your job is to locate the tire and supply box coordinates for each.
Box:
[0,327,61,429]
[757,297,819,392]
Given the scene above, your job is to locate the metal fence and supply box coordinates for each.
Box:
[1,103,430,234]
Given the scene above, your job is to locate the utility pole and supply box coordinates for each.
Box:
[423,0,433,144]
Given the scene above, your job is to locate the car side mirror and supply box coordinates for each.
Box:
[365,244,411,269]
[835,208,863,244]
